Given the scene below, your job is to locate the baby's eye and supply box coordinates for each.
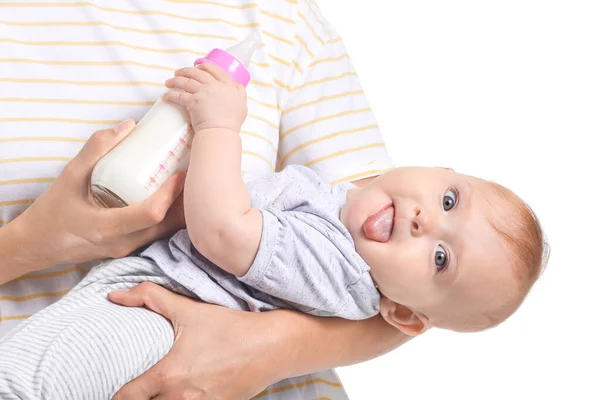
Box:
[435,245,449,271]
[442,189,458,211]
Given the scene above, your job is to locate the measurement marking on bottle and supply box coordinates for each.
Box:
[144,127,193,192]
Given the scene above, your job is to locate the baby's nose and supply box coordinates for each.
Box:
[411,208,438,237]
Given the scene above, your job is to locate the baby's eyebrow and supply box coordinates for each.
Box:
[462,177,474,191]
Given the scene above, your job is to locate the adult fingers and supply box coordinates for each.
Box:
[68,120,136,177]
[109,171,186,236]
[108,282,185,322]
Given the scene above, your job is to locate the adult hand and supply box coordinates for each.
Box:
[13,120,186,273]
[109,283,279,400]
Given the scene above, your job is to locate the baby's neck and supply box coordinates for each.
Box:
[351,175,377,188]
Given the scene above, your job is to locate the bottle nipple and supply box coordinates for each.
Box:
[194,31,261,87]
[226,30,261,67]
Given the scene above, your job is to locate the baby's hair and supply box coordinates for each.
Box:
[482,181,549,286]
[475,180,550,330]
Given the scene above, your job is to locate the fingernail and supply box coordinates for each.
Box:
[114,119,134,134]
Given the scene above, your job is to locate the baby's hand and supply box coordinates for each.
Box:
[163,62,247,133]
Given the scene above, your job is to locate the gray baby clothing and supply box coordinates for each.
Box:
[142,164,380,319]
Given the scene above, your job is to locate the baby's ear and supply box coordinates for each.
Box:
[379,296,429,336]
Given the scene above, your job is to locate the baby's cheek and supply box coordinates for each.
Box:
[396,242,433,285]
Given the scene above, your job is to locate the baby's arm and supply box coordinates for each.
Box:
[163,63,261,277]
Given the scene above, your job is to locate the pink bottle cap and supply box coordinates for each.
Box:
[194,49,251,87]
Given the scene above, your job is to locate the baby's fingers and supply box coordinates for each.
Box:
[196,61,232,82]
[165,76,202,94]
[175,66,216,84]
[162,89,193,106]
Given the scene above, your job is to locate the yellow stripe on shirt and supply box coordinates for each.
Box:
[0,20,237,41]
[0,117,121,125]
[278,124,377,166]
[281,108,371,139]
[268,54,290,67]
[0,289,71,302]
[262,30,294,46]
[0,137,86,144]
[0,178,55,186]
[0,199,35,207]
[259,9,294,24]
[0,97,154,107]
[0,77,274,89]
[248,97,280,111]
[297,10,324,45]
[305,143,386,167]
[161,0,298,27]
[0,314,31,322]
[240,131,278,154]
[11,266,91,282]
[282,90,364,116]
[160,0,257,10]
[309,53,349,67]
[331,169,392,185]
[0,157,71,165]
[0,57,175,72]
[0,95,278,111]
[0,2,260,28]
[0,38,200,56]
[274,72,357,92]
[295,34,315,58]
[0,21,275,64]
[243,151,274,170]
[252,377,343,399]
[247,114,278,130]
[292,59,304,74]
[305,0,333,39]
[0,77,164,87]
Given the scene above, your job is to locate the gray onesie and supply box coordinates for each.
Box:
[0,165,380,400]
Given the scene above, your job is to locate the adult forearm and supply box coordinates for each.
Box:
[0,219,49,285]
[262,310,411,381]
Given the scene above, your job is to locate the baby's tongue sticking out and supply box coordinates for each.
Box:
[363,204,394,242]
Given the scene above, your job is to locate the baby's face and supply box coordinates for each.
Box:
[341,167,517,333]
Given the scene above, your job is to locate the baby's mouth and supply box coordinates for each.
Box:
[363,204,395,243]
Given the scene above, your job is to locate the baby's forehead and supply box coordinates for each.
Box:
[461,175,512,212]
[446,175,526,324]
[456,179,516,275]
[452,230,516,311]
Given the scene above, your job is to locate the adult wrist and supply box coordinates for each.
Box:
[253,310,314,383]
[8,212,56,273]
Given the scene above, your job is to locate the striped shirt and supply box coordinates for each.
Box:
[0,0,392,360]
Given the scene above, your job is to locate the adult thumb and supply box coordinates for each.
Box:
[108,282,181,322]
[70,120,136,173]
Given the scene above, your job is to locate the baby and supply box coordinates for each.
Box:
[0,63,547,399]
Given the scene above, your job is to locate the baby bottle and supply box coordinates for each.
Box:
[91,31,261,208]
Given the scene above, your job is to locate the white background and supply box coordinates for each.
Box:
[319,1,600,399]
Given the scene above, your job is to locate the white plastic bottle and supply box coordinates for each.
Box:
[91,31,260,207]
